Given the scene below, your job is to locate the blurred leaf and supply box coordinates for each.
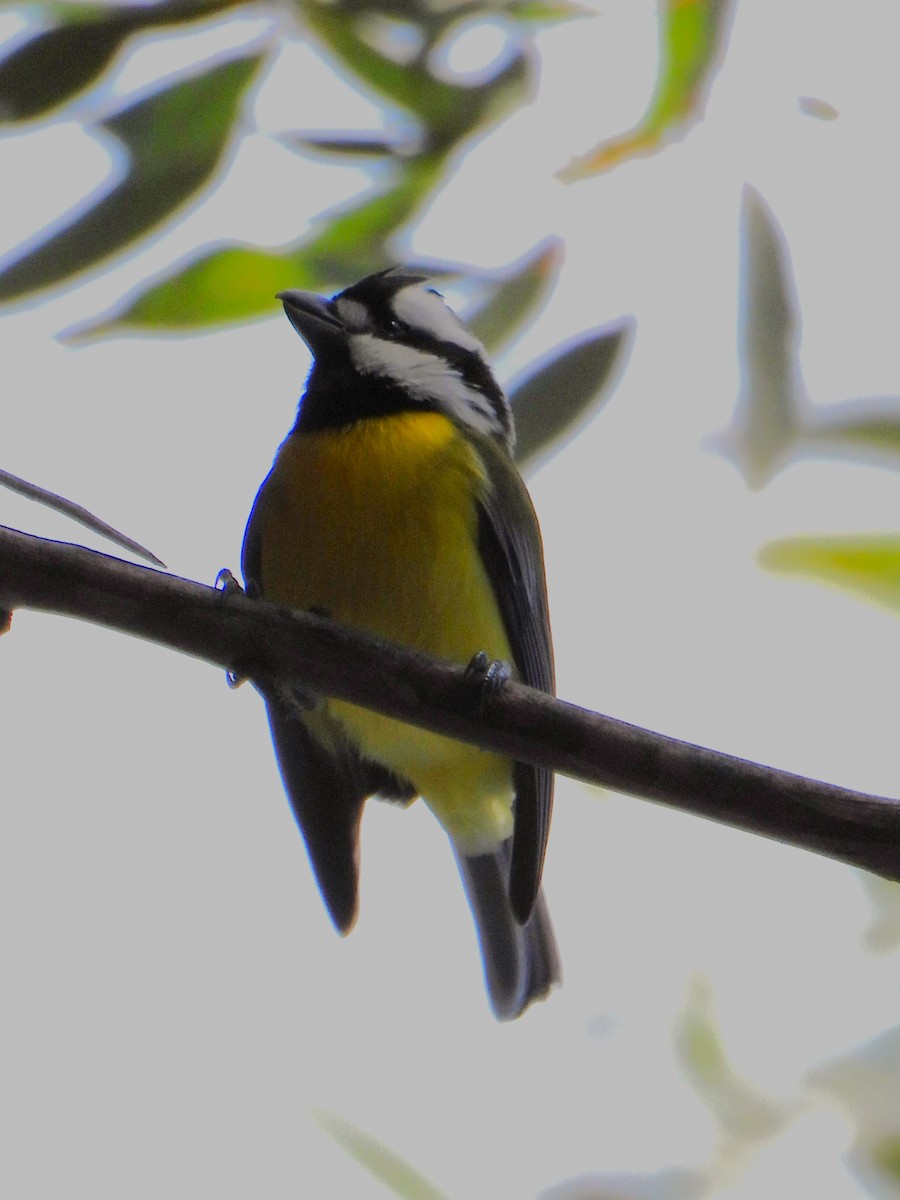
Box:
[561,0,736,179]
[860,876,900,953]
[286,133,418,158]
[0,0,249,122]
[0,53,263,304]
[301,0,530,145]
[799,95,839,120]
[675,976,786,1141]
[314,1110,449,1200]
[71,158,442,336]
[723,185,806,488]
[37,0,243,23]
[468,239,561,353]
[302,155,443,272]
[724,190,900,484]
[511,319,633,467]
[804,407,900,465]
[811,1026,900,1177]
[509,0,589,21]
[679,980,727,1080]
[872,1134,900,1182]
[65,247,328,339]
[759,536,900,615]
[644,0,734,124]
[0,18,134,122]
[816,1027,900,1147]
[540,1167,708,1200]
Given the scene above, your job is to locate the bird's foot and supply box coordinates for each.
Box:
[214,568,261,688]
[465,650,511,715]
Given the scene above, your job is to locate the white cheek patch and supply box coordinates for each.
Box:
[392,285,485,355]
[349,334,501,438]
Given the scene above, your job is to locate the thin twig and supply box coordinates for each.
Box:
[1,522,899,882]
[0,468,165,567]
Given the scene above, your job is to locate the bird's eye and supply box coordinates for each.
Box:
[386,317,404,337]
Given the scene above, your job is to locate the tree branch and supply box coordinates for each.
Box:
[2,522,899,881]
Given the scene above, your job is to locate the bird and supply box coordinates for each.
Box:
[241,267,559,1019]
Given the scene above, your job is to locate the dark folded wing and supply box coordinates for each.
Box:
[474,435,555,923]
[264,699,365,933]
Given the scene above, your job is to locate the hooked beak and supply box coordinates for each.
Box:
[277,290,345,356]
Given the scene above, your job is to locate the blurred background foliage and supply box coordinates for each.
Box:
[0,0,728,464]
[728,189,900,618]
[4,0,900,637]
[4,0,900,1196]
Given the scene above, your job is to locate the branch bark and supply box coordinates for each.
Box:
[2,522,899,881]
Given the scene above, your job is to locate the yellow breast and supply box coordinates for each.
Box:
[256,411,515,848]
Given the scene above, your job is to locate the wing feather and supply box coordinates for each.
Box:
[474,436,554,923]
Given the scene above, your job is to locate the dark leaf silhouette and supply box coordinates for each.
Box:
[727,185,805,487]
[0,18,134,122]
[0,53,263,303]
[0,0,249,123]
[511,320,634,466]
[469,240,561,353]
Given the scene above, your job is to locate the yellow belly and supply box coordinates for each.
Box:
[257,411,515,848]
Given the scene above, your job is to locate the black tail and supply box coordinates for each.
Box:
[455,842,560,1021]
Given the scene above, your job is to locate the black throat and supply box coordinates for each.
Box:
[292,359,436,434]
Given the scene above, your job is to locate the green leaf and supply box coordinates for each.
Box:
[510,318,633,467]
[725,185,805,488]
[804,408,900,463]
[301,0,529,144]
[64,247,332,340]
[507,0,589,23]
[124,245,316,329]
[302,157,443,272]
[0,53,263,304]
[314,1111,449,1200]
[561,0,736,179]
[467,239,561,354]
[759,536,900,614]
[859,876,900,953]
[642,0,734,124]
[811,1026,900,1189]
[872,1134,900,1183]
[675,976,785,1141]
[70,157,444,336]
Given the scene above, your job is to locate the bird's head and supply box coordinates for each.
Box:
[278,268,513,446]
